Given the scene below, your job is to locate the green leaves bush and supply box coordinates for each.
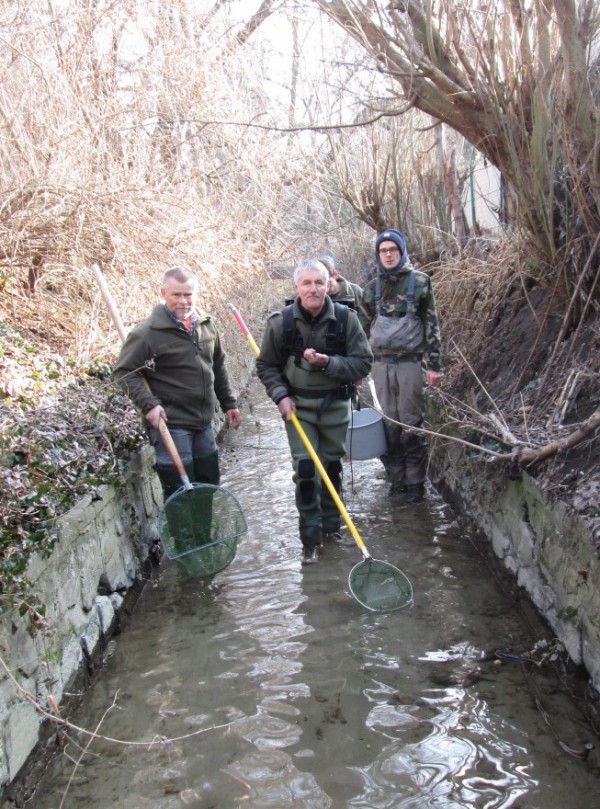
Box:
[0,322,145,604]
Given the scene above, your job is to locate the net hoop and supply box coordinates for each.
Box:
[158,483,248,577]
[349,558,414,612]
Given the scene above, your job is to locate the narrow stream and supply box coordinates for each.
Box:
[25,382,598,808]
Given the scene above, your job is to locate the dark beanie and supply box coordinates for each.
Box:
[375,228,408,272]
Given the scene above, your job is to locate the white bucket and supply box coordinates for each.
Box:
[345,408,387,461]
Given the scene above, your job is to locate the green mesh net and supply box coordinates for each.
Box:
[158,484,247,578]
[348,559,413,612]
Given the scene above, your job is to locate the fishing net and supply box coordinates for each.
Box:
[349,559,413,612]
[158,484,247,577]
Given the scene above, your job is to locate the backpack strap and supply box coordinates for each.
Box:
[282,303,304,365]
[282,301,349,365]
[326,302,349,356]
[406,270,416,314]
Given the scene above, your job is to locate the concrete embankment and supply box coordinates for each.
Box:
[429,422,600,692]
[0,445,162,799]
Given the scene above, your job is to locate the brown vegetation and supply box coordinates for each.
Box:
[1,1,599,596]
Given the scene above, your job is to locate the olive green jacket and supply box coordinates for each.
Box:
[113,304,237,429]
[256,297,373,405]
[330,274,363,309]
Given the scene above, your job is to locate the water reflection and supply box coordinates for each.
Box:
[25,386,597,809]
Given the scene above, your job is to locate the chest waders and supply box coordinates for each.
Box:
[282,304,355,550]
[371,271,428,498]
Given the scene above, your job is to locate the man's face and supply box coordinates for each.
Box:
[378,239,401,270]
[161,277,197,320]
[327,270,341,295]
[295,269,327,316]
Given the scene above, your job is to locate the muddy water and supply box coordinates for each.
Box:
[27,385,598,809]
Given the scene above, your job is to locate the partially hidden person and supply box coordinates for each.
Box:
[113,265,241,500]
[358,229,441,503]
[256,259,373,566]
[318,253,363,310]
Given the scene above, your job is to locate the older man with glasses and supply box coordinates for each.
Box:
[358,229,442,503]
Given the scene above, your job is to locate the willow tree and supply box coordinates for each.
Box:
[310,0,600,302]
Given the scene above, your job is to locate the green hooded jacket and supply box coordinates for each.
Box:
[330,274,363,309]
[113,304,237,429]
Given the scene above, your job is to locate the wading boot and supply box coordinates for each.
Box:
[192,453,220,548]
[156,462,195,557]
[193,451,220,486]
[388,481,407,497]
[405,483,425,504]
[155,464,185,501]
[301,545,320,566]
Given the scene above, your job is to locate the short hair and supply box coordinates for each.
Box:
[318,254,335,276]
[162,266,197,287]
[293,259,329,285]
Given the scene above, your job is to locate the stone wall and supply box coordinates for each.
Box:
[0,445,162,795]
[429,427,600,691]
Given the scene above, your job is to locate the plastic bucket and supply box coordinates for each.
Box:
[345,408,387,460]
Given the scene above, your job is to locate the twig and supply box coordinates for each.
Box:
[488,412,521,447]
[378,399,600,467]
[0,654,233,749]
[450,338,511,431]
[58,694,120,809]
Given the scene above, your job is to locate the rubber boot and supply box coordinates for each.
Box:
[405,483,425,503]
[295,458,323,554]
[192,453,219,559]
[156,462,194,559]
[193,452,220,486]
[321,459,343,535]
[155,464,185,501]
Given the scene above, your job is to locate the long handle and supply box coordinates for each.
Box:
[228,303,371,561]
[91,263,192,490]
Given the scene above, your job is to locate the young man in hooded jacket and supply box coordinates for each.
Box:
[358,229,441,502]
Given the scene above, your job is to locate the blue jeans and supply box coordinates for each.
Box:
[148,425,217,466]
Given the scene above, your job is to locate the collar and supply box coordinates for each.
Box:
[163,303,198,335]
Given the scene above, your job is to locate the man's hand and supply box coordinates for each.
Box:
[226,408,241,430]
[145,404,167,429]
[303,347,329,368]
[426,370,441,387]
[277,396,296,421]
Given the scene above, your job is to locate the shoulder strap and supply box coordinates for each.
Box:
[406,270,416,314]
[282,304,304,364]
[282,302,349,362]
[375,271,416,315]
[326,302,349,356]
[375,276,382,315]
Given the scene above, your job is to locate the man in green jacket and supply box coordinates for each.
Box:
[318,254,363,309]
[256,259,373,565]
[113,266,241,498]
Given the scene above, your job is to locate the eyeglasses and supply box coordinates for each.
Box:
[378,247,399,255]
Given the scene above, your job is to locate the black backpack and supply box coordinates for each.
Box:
[282,301,350,366]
